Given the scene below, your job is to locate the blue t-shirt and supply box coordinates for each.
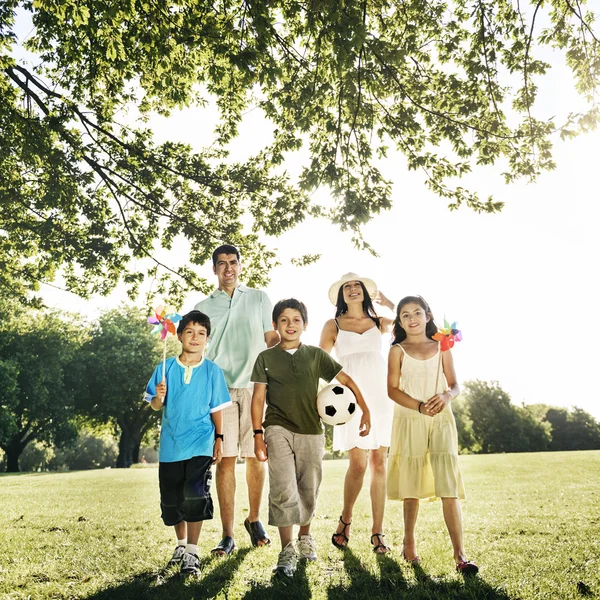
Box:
[145,356,231,462]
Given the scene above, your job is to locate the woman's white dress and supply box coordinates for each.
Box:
[332,324,394,451]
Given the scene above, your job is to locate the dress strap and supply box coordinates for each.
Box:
[334,318,340,331]
[393,343,406,354]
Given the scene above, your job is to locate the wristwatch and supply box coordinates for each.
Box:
[253,429,264,436]
[215,433,224,441]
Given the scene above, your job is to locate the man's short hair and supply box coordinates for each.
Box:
[212,244,241,267]
[272,299,308,324]
[177,310,211,337]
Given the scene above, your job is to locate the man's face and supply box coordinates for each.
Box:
[213,253,241,288]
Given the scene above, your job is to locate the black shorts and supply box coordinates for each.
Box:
[158,455,214,526]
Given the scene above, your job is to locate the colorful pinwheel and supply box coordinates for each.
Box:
[432,319,462,397]
[148,304,182,381]
[148,305,182,340]
[432,319,463,352]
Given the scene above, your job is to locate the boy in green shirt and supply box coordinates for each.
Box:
[251,299,371,577]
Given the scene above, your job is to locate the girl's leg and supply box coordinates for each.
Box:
[441,497,467,563]
[402,498,420,561]
[369,447,388,535]
[332,447,368,545]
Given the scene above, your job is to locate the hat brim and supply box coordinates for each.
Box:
[328,274,378,305]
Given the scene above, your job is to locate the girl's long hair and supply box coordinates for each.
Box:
[392,296,437,344]
[335,281,381,329]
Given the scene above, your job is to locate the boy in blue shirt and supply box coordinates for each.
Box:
[251,299,371,577]
[145,310,231,575]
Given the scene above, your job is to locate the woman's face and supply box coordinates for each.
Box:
[342,280,364,305]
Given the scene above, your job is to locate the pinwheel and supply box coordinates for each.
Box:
[432,319,463,351]
[432,319,462,396]
[148,305,182,381]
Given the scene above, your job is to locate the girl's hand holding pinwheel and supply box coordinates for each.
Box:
[424,320,462,415]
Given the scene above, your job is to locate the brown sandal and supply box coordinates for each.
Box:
[371,533,391,554]
[331,516,351,549]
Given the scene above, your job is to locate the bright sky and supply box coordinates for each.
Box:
[14,9,600,418]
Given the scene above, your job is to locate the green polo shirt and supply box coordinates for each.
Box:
[251,344,343,435]
[195,284,273,388]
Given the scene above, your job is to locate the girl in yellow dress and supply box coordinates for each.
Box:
[386,295,478,574]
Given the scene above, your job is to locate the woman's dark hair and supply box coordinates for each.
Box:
[391,296,437,344]
[273,298,308,324]
[177,310,211,337]
[335,281,381,329]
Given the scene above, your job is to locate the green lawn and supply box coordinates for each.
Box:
[1,451,599,600]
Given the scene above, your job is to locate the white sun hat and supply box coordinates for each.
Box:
[328,272,378,305]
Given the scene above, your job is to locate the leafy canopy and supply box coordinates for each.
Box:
[1,0,599,302]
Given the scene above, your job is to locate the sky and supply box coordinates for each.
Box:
[12,8,600,418]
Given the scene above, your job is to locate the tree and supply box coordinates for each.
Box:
[0,305,82,472]
[463,380,550,453]
[1,1,599,301]
[75,306,169,468]
[531,404,600,450]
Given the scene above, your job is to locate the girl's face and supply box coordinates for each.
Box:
[398,302,429,336]
[342,280,364,304]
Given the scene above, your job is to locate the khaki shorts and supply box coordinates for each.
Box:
[222,388,255,458]
[264,425,325,527]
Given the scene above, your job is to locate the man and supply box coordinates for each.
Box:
[195,244,279,555]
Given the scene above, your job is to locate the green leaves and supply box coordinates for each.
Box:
[1,0,599,299]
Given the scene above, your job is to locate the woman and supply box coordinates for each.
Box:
[319,272,395,554]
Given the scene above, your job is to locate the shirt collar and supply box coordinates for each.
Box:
[211,283,249,298]
[176,355,205,369]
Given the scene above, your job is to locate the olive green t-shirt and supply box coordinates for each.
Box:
[251,344,343,435]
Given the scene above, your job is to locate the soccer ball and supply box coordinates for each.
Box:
[317,384,357,426]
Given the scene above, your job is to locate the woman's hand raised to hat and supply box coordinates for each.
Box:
[374,290,395,311]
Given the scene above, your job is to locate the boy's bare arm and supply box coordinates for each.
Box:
[149,381,166,411]
[336,370,371,437]
[251,383,268,461]
[211,409,223,463]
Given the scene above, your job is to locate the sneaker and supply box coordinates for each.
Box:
[296,534,317,561]
[273,542,297,577]
[168,544,186,566]
[180,552,201,576]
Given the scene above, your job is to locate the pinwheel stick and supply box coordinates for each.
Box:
[434,351,442,398]
[162,338,167,382]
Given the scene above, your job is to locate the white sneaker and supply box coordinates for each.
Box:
[180,552,200,575]
[297,534,317,561]
[168,544,185,566]
[273,542,297,577]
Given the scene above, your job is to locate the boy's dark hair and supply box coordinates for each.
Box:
[334,281,381,330]
[177,310,211,337]
[272,298,308,324]
[392,296,437,344]
[212,244,240,266]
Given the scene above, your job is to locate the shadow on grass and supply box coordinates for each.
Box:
[328,550,515,600]
[82,547,252,600]
[241,559,310,600]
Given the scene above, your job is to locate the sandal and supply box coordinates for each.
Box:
[244,518,271,547]
[211,536,236,556]
[456,560,479,575]
[331,516,351,549]
[370,533,391,554]
[401,546,421,565]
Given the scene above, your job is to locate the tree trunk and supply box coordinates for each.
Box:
[116,427,134,468]
[116,420,144,468]
[3,437,27,473]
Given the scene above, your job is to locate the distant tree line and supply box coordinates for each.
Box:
[2,303,599,472]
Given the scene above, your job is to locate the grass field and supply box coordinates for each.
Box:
[1,451,599,600]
